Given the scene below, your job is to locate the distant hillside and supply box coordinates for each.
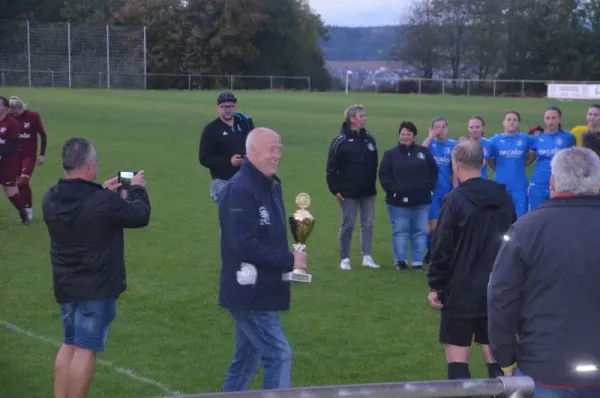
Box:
[321,26,401,61]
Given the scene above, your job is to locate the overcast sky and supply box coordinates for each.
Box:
[307,0,413,27]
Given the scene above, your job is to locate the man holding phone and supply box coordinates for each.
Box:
[199,92,255,203]
[42,138,151,398]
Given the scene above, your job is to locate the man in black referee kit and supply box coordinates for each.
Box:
[199,92,255,203]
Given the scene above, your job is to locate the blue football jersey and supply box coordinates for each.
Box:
[530,130,576,186]
[480,138,493,180]
[426,138,457,194]
[489,133,531,189]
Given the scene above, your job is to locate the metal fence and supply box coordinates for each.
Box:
[348,78,600,97]
[0,20,146,89]
[155,376,535,398]
[0,20,311,91]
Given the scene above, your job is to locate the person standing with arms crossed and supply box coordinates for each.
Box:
[326,104,380,271]
[487,111,535,217]
[428,139,517,381]
[9,96,48,220]
[199,92,255,203]
[527,106,575,211]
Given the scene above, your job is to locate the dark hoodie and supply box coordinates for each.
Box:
[326,123,378,199]
[427,177,517,318]
[42,179,151,304]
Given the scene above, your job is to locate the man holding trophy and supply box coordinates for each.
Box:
[217,127,312,392]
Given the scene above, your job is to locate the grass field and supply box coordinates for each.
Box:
[0,88,590,398]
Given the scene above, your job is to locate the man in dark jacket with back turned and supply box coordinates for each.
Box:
[427,138,516,381]
[42,138,151,398]
[326,104,380,270]
[489,147,600,396]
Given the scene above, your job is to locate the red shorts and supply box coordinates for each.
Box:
[0,157,19,187]
[19,153,37,176]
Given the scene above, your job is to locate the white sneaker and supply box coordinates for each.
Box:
[362,255,380,268]
[26,207,33,221]
[340,258,351,270]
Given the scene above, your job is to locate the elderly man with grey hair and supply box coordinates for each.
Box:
[489,146,600,396]
[326,104,380,270]
[427,138,516,380]
[42,138,151,398]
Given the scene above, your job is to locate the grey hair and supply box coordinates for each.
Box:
[344,104,364,124]
[452,137,484,171]
[551,147,600,196]
[9,96,26,110]
[62,138,97,173]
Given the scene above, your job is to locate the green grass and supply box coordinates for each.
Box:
[0,88,589,397]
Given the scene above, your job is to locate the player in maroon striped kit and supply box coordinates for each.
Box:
[0,96,31,224]
[9,96,47,221]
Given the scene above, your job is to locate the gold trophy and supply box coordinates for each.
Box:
[284,193,314,283]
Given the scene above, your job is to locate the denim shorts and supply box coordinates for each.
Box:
[59,297,117,352]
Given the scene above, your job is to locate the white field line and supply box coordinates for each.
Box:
[0,319,183,396]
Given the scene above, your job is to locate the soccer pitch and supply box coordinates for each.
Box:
[0,88,589,397]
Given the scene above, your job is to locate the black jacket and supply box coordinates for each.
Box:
[488,196,600,388]
[378,143,438,207]
[42,179,151,304]
[218,160,294,311]
[198,113,255,181]
[326,123,378,199]
[428,178,516,317]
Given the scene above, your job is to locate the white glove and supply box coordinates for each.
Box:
[236,263,257,285]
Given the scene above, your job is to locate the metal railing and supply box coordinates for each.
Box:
[154,376,535,398]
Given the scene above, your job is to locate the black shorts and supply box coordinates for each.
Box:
[439,315,488,347]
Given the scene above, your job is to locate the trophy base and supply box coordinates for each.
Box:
[282,270,313,283]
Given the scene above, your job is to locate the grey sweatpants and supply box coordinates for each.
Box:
[338,195,375,260]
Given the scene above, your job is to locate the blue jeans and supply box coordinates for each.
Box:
[528,183,550,211]
[59,297,117,352]
[386,204,429,266]
[515,369,600,398]
[223,309,292,391]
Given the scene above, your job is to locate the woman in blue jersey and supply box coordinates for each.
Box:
[488,111,535,217]
[528,106,575,211]
[467,116,492,179]
[422,117,457,256]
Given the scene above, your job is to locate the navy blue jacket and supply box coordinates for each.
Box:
[489,196,600,388]
[218,159,295,311]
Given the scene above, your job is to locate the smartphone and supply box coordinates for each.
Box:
[118,171,138,186]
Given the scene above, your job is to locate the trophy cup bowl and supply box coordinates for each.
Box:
[284,193,314,283]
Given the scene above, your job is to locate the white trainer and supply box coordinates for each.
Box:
[362,255,380,268]
[340,258,351,270]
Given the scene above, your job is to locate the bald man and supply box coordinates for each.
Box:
[217,128,307,391]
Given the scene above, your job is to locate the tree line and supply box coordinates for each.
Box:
[395,0,600,83]
[0,0,333,90]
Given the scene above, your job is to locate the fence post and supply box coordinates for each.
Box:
[308,77,311,91]
[188,73,191,90]
[26,21,32,87]
[230,75,234,91]
[1,69,4,86]
[51,71,54,87]
[143,26,147,90]
[67,22,72,88]
[270,76,273,90]
[106,24,111,89]
[521,80,525,97]
[493,80,497,97]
